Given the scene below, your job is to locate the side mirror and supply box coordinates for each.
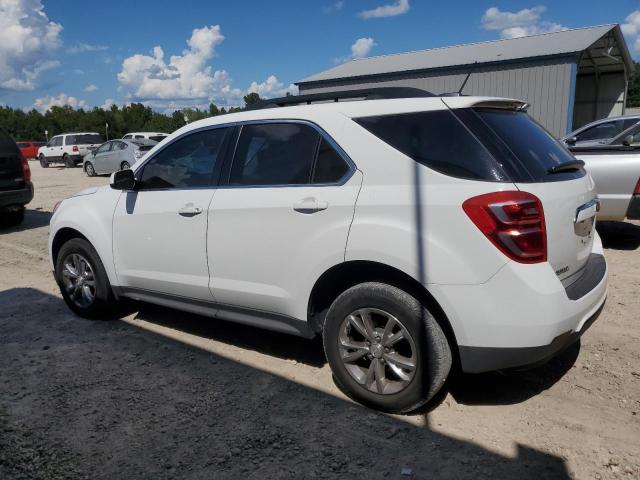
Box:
[110,169,136,190]
[622,135,634,147]
[565,136,577,145]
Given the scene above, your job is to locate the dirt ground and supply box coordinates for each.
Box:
[0,164,638,479]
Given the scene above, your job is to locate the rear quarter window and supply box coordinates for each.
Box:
[354,110,508,182]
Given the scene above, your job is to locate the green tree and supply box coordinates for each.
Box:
[243,92,261,107]
[627,61,640,108]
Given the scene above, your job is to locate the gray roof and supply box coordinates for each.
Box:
[298,24,633,84]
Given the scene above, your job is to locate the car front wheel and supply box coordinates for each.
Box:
[55,238,120,319]
[323,282,452,413]
[85,162,96,177]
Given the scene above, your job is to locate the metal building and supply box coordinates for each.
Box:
[296,25,633,138]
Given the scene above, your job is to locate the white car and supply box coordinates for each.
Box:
[38,132,104,168]
[48,89,608,413]
[122,132,168,142]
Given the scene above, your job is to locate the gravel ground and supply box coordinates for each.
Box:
[0,164,639,479]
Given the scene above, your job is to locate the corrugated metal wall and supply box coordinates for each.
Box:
[573,72,626,129]
[299,57,576,138]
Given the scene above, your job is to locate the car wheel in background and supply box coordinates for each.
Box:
[120,161,130,170]
[63,154,74,168]
[323,282,452,414]
[85,162,96,177]
[39,154,48,168]
[55,238,119,319]
[0,208,25,227]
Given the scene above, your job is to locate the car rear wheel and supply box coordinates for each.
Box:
[85,162,96,177]
[64,154,75,168]
[323,282,452,413]
[120,161,130,170]
[39,154,48,168]
[55,238,121,319]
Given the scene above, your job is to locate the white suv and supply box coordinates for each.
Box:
[48,89,608,413]
[38,132,104,168]
[122,132,168,142]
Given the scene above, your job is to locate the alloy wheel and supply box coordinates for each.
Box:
[338,308,417,395]
[60,253,96,308]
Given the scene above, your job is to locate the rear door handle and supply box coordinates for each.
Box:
[293,198,328,214]
[178,203,203,217]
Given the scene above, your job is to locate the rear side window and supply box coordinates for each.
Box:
[313,138,349,183]
[473,109,583,182]
[229,123,319,186]
[66,134,104,145]
[140,128,230,189]
[355,110,507,181]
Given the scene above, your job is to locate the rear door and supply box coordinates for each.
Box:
[207,122,360,316]
[469,108,597,283]
[0,132,24,192]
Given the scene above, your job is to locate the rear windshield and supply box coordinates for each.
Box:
[138,145,154,152]
[471,109,584,182]
[355,110,508,181]
[66,134,104,145]
[149,135,167,142]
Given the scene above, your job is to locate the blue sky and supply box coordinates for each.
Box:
[1,0,639,112]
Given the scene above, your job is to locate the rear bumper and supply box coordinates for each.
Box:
[0,182,34,209]
[627,194,640,220]
[429,239,608,373]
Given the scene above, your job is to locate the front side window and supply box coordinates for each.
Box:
[95,143,112,154]
[139,128,230,189]
[51,137,62,147]
[229,123,319,186]
[355,110,507,181]
[575,120,630,142]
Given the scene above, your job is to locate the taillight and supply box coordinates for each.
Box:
[463,191,547,264]
[19,152,31,182]
[634,178,640,195]
[72,145,79,152]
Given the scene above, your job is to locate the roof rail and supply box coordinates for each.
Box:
[247,87,434,110]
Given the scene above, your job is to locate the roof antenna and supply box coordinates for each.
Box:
[457,61,477,96]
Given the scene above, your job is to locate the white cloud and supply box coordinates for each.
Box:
[622,10,640,52]
[324,1,344,14]
[247,75,298,98]
[101,98,116,110]
[84,84,98,92]
[67,42,108,54]
[32,93,87,113]
[335,37,377,63]
[0,0,62,91]
[481,6,566,39]
[359,0,409,19]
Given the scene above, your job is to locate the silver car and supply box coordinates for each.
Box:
[83,139,156,177]
[562,115,640,148]
[565,124,640,221]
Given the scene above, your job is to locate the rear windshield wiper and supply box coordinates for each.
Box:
[547,159,585,174]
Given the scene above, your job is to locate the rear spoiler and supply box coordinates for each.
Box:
[469,100,529,111]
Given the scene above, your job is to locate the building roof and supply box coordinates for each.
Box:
[297,24,633,85]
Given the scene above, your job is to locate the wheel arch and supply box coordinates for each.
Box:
[51,227,89,266]
[308,260,460,363]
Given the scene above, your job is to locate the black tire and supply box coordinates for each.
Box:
[39,154,48,168]
[323,282,452,414]
[64,154,75,168]
[55,238,120,319]
[120,161,130,170]
[0,208,25,227]
[85,162,96,177]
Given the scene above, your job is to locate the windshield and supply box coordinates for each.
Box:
[66,134,104,145]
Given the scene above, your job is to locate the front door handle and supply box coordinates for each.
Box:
[293,198,328,214]
[178,203,203,217]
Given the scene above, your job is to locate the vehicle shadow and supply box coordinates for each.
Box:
[0,209,51,233]
[0,287,571,479]
[596,221,640,250]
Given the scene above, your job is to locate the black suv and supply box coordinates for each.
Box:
[0,130,34,226]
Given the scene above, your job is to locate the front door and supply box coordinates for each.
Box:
[208,122,361,318]
[92,142,113,174]
[113,126,232,300]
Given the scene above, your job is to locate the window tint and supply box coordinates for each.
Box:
[313,138,349,183]
[229,123,319,186]
[575,120,634,142]
[66,134,104,145]
[149,135,167,142]
[134,135,144,139]
[475,109,583,181]
[123,135,132,139]
[355,110,507,181]
[114,141,127,150]
[611,124,640,146]
[95,143,112,154]
[51,137,63,147]
[140,128,229,189]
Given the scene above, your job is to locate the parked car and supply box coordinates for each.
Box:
[83,139,157,176]
[562,115,640,148]
[0,130,33,226]
[122,132,168,142]
[564,120,640,221]
[38,133,104,168]
[49,89,608,413]
[17,141,46,160]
